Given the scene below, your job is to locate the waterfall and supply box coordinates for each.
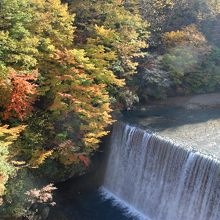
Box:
[101,122,220,220]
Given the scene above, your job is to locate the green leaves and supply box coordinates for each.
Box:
[0,0,148,213]
[71,0,149,77]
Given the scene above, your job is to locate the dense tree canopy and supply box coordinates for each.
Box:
[0,0,148,216]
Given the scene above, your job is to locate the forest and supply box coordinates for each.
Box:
[0,0,220,219]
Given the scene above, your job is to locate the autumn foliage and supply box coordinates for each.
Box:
[2,70,38,120]
[0,0,148,215]
[1,0,220,218]
[50,49,115,165]
[26,184,57,206]
[0,125,25,204]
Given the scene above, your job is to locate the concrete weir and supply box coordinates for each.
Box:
[102,122,220,220]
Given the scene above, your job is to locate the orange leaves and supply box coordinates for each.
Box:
[2,69,38,121]
[162,25,208,49]
[78,155,90,167]
[58,140,90,167]
[29,149,53,168]
[49,49,115,165]
[57,139,90,167]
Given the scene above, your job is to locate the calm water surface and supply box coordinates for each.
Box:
[49,189,134,220]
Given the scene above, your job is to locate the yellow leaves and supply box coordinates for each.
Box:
[162,25,207,49]
[0,124,25,200]
[54,49,95,71]
[50,48,116,162]
[1,0,75,74]
[85,42,116,63]
[71,0,149,78]
[30,0,74,47]
[0,125,25,143]
[83,137,100,145]
[163,30,189,48]
[11,160,26,167]
[85,131,109,138]
[94,25,117,42]
[83,130,109,147]
[29,149,53,168]
[0,32,39,68]
[0,174,7,200]
[83,42,125,86]
[0,125,26,146]
[1,0,145,169]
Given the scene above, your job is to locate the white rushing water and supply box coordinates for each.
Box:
[101,122,220,220]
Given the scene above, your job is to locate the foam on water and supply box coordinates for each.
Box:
[99,187,150,220]
[102,122,220,220]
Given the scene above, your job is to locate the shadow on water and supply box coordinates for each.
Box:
[48,134,133,220]
[48,189,133,220]
[122,107,220,132]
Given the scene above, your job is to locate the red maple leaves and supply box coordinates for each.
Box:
[3,70,38,121]
[78,154,90,167]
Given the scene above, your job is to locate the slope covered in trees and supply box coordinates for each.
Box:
[136,0,220,101]
[0,0,220,218]
[0,0,148,217]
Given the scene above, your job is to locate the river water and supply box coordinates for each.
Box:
[49,106,220,220]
